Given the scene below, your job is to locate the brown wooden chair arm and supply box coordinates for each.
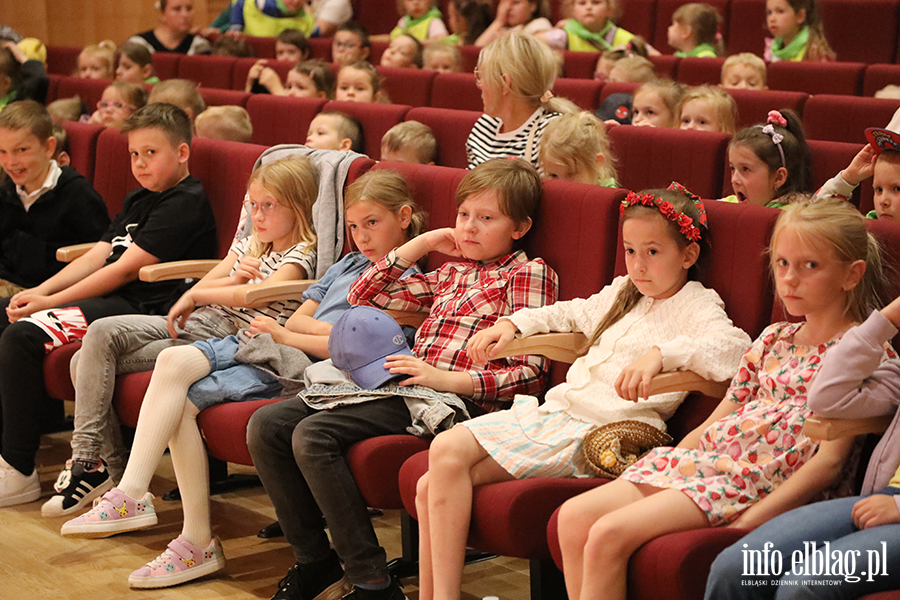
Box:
[232,280,316,305]
[803,415,893,440]
[56,243,96,262]
[647,371,730,398]
[384,309,429,328]
[139,260,221,282]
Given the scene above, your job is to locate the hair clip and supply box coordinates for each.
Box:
[666,182,708,228]
[620,191,703,243]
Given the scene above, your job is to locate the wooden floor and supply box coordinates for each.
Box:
[0,430,532,600]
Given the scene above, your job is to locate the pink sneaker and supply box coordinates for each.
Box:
[128,535,226,588]
[60,487,156,538]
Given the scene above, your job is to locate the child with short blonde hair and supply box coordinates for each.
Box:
[667,2,723,57]
[194,106,253,143]
[76,41,116,79]
[607,55,655,83]
[380,33,424,69]
[147,79,205,122]
[47,97,85,123]
[381,120,437,164]
[539,111,617,186]
[765,0,835,62]
[423,41,462,72]
[678,84,737,134]
[306,110,364,153]
[88,81,148,128]
[541,0,636,52]
[720,52,767,89]
[632,79,685,127]
[335,61,386,103]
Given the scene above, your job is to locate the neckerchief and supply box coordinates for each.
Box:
[770,25,809,61]
[404,6,442,29]
[674,42,717,58]
[563,18,614,51]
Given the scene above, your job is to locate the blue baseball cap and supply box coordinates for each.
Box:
[328,306,415,389]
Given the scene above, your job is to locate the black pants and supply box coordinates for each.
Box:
[0,295,138,474]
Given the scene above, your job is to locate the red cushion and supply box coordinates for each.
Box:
[617,0,657,41]
[243,36,276,59]
[46,46,83,76]
[649,55,680,80]
[405,106,481,169]
[246,95,327,146]
[152,53,182,81]
[431,72,481,111]
[346,435,431,509]
[369,40,389,65]
[197,398,283,465]
[808,139,870,210]
[553,78,602,111]
[724,88,809,130]
[562,51,599,80]
[819,0,900,65]
[177,55,237,90]
[378,66,437,107]
[93,128,139,219]
[677,57,726,87]
[803,95,900,144]
[112,371,154,428]
[323,100,411,159]
[309,38,333,62]
[864,64,900,97]
[55,76,111,115]
[767,62,865,97]
[652,0,729,50]
[44,341,82,402]
[460,45,480,74]
[600,81,641,102]
[198,87,252,108]
[232,57,293,92]
[355,4,399,36]
[727,0,766,56]
[61,121,106,183]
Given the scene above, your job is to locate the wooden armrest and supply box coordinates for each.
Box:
[384,309,428,328]
[233,280,315,305]
[803,415,893,440]
[647,371,730,398]
[139,260,221,282]
[56,243,96,262]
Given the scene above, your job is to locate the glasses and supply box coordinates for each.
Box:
[473,67,481,82]
[244,199,279,216]
[333,41,361,50]
[97,101,134,111]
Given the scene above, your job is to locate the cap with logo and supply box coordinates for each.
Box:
[328,305,414,389]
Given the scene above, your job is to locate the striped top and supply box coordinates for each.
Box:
[466,107,560,170]
[217,236,317,329]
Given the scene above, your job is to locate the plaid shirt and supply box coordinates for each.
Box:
[348,249,559,411]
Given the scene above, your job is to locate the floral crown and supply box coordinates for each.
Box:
[619,182,708,243]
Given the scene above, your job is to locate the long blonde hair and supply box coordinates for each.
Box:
[246,157,318,258]
[539,111,617,185]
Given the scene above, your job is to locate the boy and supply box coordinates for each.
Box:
[0,101,108,298]
[276,28,311,64]
[229,0,316,37]
[381,120,436,164]
[332,21,371,66]
[248,158,558,600]
[148,79,206,123]
[0,102,217,507]
[380,34,423,69]
[720,52,767,90]
[195,106,254,143]
[814,108,900,220]
[305,110,364,153]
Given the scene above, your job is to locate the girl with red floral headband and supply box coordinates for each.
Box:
[416,184,751,600]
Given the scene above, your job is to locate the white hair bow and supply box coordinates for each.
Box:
[760,124,784,144]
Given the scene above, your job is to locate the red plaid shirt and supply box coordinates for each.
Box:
[348,249,559,411]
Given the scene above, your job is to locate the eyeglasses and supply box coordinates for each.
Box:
[97,101,134,111]
[244,199,279,216]
[473,67,481,82]
[333,41,361,50]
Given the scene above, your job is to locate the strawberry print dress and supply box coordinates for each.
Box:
[620,321,865,526]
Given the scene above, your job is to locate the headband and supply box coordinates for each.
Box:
[758,110,787,170]
[620,186,705,243]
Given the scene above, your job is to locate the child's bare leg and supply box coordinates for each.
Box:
[425,426,514,600]
[168,400,211,547]
[415,473,434,600]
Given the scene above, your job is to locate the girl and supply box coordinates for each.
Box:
[386,0,448,42]
[423,41,463,72]
[128,0,211,56]
[114,42,159,85]
[725,109,813,207]
[87,81,148,128]
[467,32,573,170]
[667,2,723,58]
[335,61,387,103]
[764,0,835,62]
[539,111,618,186]
[632,80,685,128]
[275,28,311,64]
[45,157,318,520]
[443,0,492,45]
[541,0,636,53]
[557,196,891,600]
[380,33,424,69]
[75,41,115,79]
[475,0,553,46]
[417,185,751,600]
[246,59,335,98]
[678,85,737,134]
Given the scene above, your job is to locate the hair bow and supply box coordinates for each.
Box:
[759,124,786,169]
[766,110,788,128]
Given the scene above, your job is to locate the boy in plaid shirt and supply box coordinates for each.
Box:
[248,158,558,600]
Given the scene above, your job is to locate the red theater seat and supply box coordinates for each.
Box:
[808,139,872,211]
[232,57,293,92]
[92,128,139,219]
[243,36,276,59]
[61,121,105,183]
[725,88,809,129]
[600,81,641,102]
[405,106,481,169]
[322,100,412,159]
[198,88,251,108]
[459,45,480,73]
[617,0,657,41]
[55,76,111,115]
[864,64,900,97]
[803,95,900,144]
[309,38,332,61]
[177,55,236,90]
[563,51,599,79]
[354,0,399,35]
[677,57,726,86]
[46,45,82,76]
[246,95,327,146]
[819,0,900,65]
[431,72,481,111]
[727,0,766,56]
[553,78,602,111]
[649,54,679,79]
[377,66,437,107]
[151,52,182,81]
[767,61,865,96]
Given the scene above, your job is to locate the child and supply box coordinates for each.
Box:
[380,33,424,69]
[678,85,737,135]
[88,81,148,128]
[606,55,655,84]
[631,80,685,128]
[420,185,750,600]
[305,110,364,153]
[332,21,372,67]
[57,158,320,590]
[467,32,572,170]
[211,36,254,58]
[194,105,253,143]
[764,0,835,62]
[147,79,205,123]
[720,52,767,90]
[76,41,116,79]
[246,58,334,98]
[0,42,49,110]
[275,28,311,63]
[0,101,108,299]
[667,2,723,58]
[386,0,448,42]
[229,0,316,37]
[725,109,813,207]
[541,0,636,53]
[476,0,553,46]
[539,111,617,186]
[594,40,651,82]
[51,124,72,167]
[815,110,900,220]
[47,97,85,123]
[248,157,559,600]
[554,196,890,600]
[0,103,218,508]
[381,120,437,164]
[443,0,492,45]
[335,61,385,103]
[423,41,462,72]
[115,42,159,85]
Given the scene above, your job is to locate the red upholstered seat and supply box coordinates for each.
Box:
[649,54,680,79]
[151,52,181,81]
[322,100,412,159]
[369,40,389,65]
[246,95,327,146]
[198,87,251,108]
[562,51,599,80]
[819,0,900,65]
[177,55,237,90]
[61,121,105,183]
[803,95,900,144]
[232,57,293,92]
[46,45,82,76]
[677,57,726,86]
[725,88,809,129]
[617,0,657,41]
[553,78,602,111]
[727,0,766,56]
[92,128,139,219]
[377,66,437,107]
[45,74,62,103]
[243,36,276,59]
[405,106,481,169]
[600,81,641,102]
[309,38,332,61]
[864,64,900,97]
[767,61,865,96]
[459,45,480,73]
[196,398,282,464]
[55,76,111,115]
[354,1,398,35]
[652,0,729,50]
[431,72,481,111]
[808,139,870,210]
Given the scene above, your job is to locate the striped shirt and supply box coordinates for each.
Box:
[218,236,316,328]
[348,249,559,410]
[466,107,559,170]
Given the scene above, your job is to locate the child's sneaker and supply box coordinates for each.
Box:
[42,459,113,517]
[0,453,40,508]
[60,487,156,538]
[128,535,226,588]
[341,578,407,600]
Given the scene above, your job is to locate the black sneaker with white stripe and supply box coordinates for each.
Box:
[41,459,113,518]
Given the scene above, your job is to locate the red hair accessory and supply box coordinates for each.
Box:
[620,190,703,243]
[666,182,708,228]
[767,110,787,128]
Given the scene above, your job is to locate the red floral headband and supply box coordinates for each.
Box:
[620,183,707,243]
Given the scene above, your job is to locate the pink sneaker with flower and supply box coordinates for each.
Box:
[129,535,226,588]
[60,487,156,538]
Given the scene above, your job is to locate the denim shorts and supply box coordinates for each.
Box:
[187,335,284,411]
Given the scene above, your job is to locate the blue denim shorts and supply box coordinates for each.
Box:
[187,335,284,411]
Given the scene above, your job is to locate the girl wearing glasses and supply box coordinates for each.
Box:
[87,81,148,128]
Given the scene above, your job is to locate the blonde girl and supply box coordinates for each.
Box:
[678,85,737,134]
[557,196,891,600]
[726,109,813,207]
[115,42,159,85]
[417,186,751,600]
[335,60,388,103]
[467,32,575,170]
[53,158,321,588]
[539,111,618,186]
[75,41,115,79]
[765,0,835,62]
[632,79,685,128]
[385,0,448,42]
[424,41,463,72]
[541,0,636,53]
[667,3,724,58]
[475,0,553,46]
[88,81,148,128]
